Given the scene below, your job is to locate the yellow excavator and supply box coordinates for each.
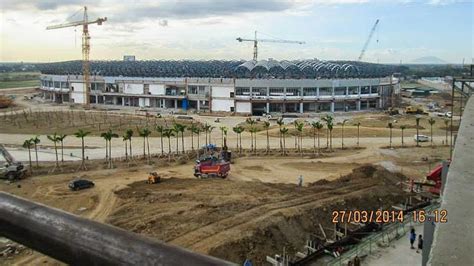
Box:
[405,105,428,115]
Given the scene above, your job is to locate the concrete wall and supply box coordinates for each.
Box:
[235,102,251,113]
[70,82,86,104]
[211,86,234,98]
[212,99,234,112]
[124,84,144,94]
[428,96,474,266]
[149,84,165,95]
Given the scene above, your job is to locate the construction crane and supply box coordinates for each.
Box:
[236,31,305,61]
[46,6,107,105]
[358,19,379,61]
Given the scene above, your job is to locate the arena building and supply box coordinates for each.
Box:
[38,59,401,115]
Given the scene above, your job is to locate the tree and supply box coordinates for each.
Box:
[249,127,258,154]
[138,127,152,163]
[400,125,406,147]
[188,123,198,151]
[322,115,334,150]
[246,118,256,152]
[341,119,348,149]
[122,134,129,161]
[74,129,90,170]
[192,125,202,150]
[162,129,175,159]
[293,120,299,150]
[219,126,228,148]
[22,139,33,174]
[311,121,323,154]
[101,130,118,168]
[263,121,270,153]
[444,119,449,146]
[172,123,181,154]
[100,131,109,162]
[295,121,304,154]
[31,136,40,167]
[388,122,393,148]
[173,123,187,154]
[280,127,289,155]
[57,134,67,163]
[428,118,436,148]
[47,133,60,170]
[125,129,134,159]
[232,126,244,153]
[155,125,165,155]
[203,123,212,146]
[276,118,284,151]
[415,116,421,147]
[354,122,361,147]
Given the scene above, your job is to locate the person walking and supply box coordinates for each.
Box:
[298,175,303,187]
[409,228,416,249]
[417,235,423,253]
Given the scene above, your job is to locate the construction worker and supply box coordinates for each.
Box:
[298,175,303,187]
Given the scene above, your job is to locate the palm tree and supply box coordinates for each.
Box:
[173,123,187,154]
[47,133,60,169]
[203,123,211,146]
[415,116,421,147]
[232,126,242,153]
[122,134,129,161]
[311,121,323,154]
[428,118,436,147]
[101,130,118,168]
[125,129,134,159]
[57,134,67,163]
[246,118,256,151]
[263,121,270,153]
[280,127,289,155]
[193,126,202,150]
[400,125,406,147]
[388,122,393,148]
[155,125,165,155]
[293,120,299,150]
[100,131,109,162]
[276,118,284,151]
[22,139,33,174]
[444,119,449,146]
[172,123,181,154]
[138,128,152,163]
[162,128,174,157]
[31,136,40,167]
[354,122,361,147]
[295,121,304,154]
[188,123,198,151]
[249,127,258,154]
[322,115,334,150]
[74,129,90,170]
[341,119,348,149]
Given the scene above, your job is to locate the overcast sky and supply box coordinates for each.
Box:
[0,0,472,63]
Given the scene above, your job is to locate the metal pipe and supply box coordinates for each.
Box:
[0,192,234,266]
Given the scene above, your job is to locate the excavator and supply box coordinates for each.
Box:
[0,144,27,181]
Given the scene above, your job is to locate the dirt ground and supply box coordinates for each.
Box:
[0,144,447,265]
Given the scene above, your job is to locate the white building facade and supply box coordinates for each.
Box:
[40,75,399,115]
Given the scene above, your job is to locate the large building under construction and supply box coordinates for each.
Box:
[38,59,401,115]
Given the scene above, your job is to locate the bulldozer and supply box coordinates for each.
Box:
[147,172,161,184]
[405,105,428,115]
[0,144,27,181]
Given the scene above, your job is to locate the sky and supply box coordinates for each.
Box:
[0,0,472,63]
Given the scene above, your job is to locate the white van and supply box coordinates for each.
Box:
[414,134,429,142]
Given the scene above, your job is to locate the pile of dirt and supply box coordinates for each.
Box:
[0,96,14,108]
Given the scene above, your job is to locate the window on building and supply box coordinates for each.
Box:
[319,87,332,96]
[144,84,150,94]
[349,86,359,95]
[269,87,284,96]
[236,87,250,95]
[188,85,198,94]
[230,92,235,98]
[286,87,301,96]
[334,87,346,96]
[230,107,235,112]
[361,86,370,94]
[71,86,74,91]
[371,86,380,94]
[54,81,60,88]
[303,87,317,96]
[198,86,207,95]
[252,87,267,96]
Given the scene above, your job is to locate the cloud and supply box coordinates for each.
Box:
[1,0,98,11]
[158,19,168,27]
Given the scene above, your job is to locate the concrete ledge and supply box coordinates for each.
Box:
[428,96,474,265]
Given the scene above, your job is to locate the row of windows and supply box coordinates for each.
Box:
[235,86,378,96]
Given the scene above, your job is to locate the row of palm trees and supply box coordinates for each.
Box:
[22,116,449,172]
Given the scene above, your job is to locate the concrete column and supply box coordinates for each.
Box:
[197,100,200,111]
[266,102,270,113]
[52,93,56,102]
[299,102,304,113]
[113,96,118,105]
[102,96,106,104]
[346,87,349,96]
[174,99,178,109]
[95,95,98,104]
[357,100,361,111]
[330,101,335,113]
[317,87,320,97]
[122,97,125,106]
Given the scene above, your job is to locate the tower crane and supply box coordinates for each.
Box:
[46,6,107,105]
[236,31,305,61]
[358,19,379,61]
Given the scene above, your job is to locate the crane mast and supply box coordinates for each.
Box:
[358,19,379,61]
[236,31,305,61]
[46,6,106,105]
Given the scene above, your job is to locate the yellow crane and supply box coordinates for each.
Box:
[46,6,107,105]
[236,31,304,61]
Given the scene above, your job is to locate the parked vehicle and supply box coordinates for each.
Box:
[0,144,27,181]
[69,179,95,191]
[414,134,429,142]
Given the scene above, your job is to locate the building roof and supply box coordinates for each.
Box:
[37,59,406,79]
